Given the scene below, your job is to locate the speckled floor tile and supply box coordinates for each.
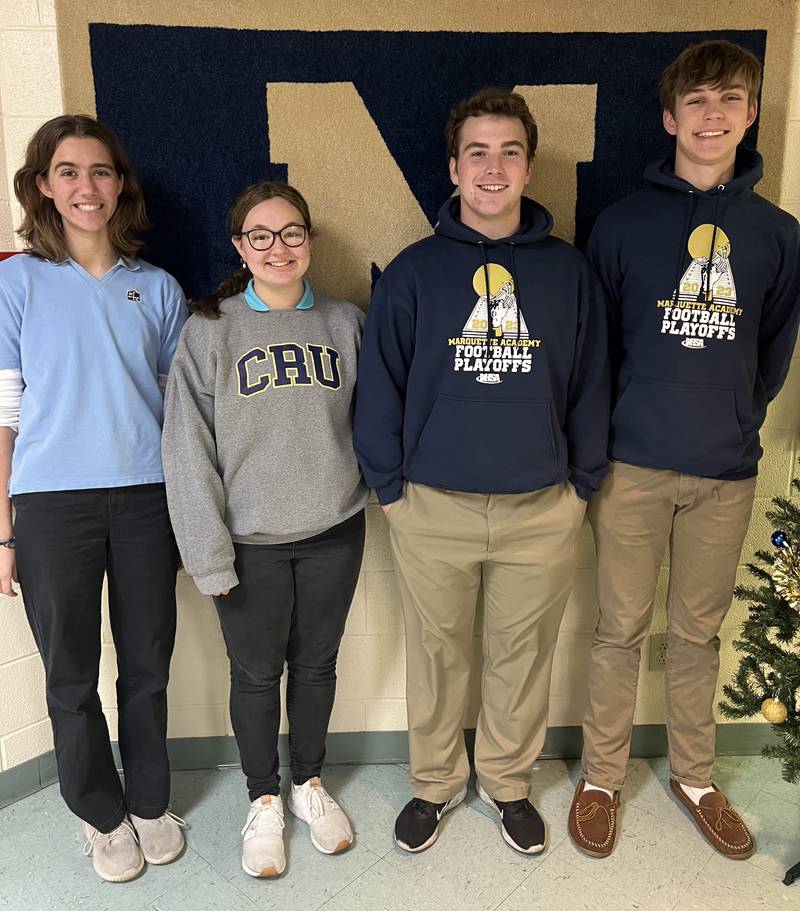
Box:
[320,858,456,910]
[1,759,795,911]
[741,789,800,881]
[713,754,800,808]
[552,799,714,911]
[676,851,797,910]
[147,865,258,910]
[496,853,645,911]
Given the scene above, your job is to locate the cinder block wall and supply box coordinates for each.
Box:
[0,3,798,772]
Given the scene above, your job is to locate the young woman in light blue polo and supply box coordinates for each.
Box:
[0,115,187,883]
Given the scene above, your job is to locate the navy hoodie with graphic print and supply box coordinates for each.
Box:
[354,196,610,504]
[587,149,800,480]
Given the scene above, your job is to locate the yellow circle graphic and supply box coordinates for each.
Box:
[687,224,731,260]
[472,263,514,297]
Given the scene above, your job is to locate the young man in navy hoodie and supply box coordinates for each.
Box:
[568,40,800,861]
[354,88,609,854]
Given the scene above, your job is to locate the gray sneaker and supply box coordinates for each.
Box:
[82,818,144,882]
[130,810,187,864]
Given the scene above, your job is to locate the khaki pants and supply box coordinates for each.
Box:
[387,481,586,802]
[582,462,757,790]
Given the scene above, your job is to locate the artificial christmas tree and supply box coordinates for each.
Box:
[720,489,800,885]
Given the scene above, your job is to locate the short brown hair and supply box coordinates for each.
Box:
[14,114,149,262]
[446,87,538,162]
[193,181,315,319]
[659,40,762,114]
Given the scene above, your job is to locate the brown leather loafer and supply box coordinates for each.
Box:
[669,779,754,859]
[567,778,619,858]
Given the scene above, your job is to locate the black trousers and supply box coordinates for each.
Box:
[214,510,365,800]
[14,485,179,832]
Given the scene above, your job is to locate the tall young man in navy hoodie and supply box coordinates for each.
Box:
[569,41,800,861]
[354,88,609,854]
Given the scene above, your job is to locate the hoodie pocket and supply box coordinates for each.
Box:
[612,377,743,475]
[408,395,558,492]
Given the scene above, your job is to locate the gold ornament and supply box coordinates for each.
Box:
[761,697,789,724]
[772,545,800,608]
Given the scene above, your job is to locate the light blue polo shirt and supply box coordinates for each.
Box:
[0,252,187,494]
[244,278,314,311]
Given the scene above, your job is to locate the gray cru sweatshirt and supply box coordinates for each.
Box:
[162,289,369,595]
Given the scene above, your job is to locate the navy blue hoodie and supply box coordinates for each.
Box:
[354,196,610,504]
[587,150,800,480]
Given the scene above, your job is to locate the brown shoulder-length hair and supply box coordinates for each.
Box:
[445,87,538,164]
[14,114,149,262]
[192,181,315,320]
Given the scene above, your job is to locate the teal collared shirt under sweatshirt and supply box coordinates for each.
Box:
[162,288,368,595]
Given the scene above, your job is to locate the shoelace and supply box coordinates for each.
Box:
[708,804,741,832]
[306,785,337,820]
[161,809,188,830]
[501,798,535,820]
[576,801,612,824]
[82,818,139,856]
[242,802,285,838]
[407,797,440,818]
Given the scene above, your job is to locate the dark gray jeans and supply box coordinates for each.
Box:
[214,510,365,800]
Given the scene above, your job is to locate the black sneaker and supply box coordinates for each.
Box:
[478,783,546,854]
[393,786,466,852]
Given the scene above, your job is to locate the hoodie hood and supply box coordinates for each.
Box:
[435,194,554,245]
[643,147,763,196]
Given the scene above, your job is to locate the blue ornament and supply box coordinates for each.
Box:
[772,530,790,548]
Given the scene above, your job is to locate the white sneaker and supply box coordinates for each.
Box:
[241,795,286,878]
[130,810,187,864]
[82,818,144,882]
[288,777,353,854]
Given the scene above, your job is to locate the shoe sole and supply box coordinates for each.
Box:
[310,833,353,855]
[242,859,285,878]
[141,843,185,865]
[477,784,546,855]
[669,780,755,860]
[394,785,467,853]
[93,856,144,883]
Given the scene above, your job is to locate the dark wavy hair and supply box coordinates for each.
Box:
[14,114,149,261]
[192,181,315,319]
[445,87,538,163]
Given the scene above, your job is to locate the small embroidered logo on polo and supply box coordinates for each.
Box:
[126,289,142,302]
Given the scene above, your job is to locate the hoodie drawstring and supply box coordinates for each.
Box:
[703,190,724,302]
[672,192,697,307]
[479,242,492,361]
[510,242,522,341]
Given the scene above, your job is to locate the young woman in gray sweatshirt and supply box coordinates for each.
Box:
[162,181,368,879]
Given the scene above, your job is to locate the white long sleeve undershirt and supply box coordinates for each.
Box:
[0,369,23,431]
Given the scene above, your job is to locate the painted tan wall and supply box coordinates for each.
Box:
[0,0,798,771]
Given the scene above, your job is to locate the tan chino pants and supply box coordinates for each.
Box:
[581,461,757,790]
[387,481,586,802]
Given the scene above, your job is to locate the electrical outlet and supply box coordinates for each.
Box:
[649,634,668,670]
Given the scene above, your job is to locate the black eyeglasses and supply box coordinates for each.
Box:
[239,223,307,251]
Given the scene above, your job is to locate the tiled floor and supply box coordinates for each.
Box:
[1,756,798,910]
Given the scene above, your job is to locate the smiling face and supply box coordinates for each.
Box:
[663,78,757,186]
[35,136,123,246]
[232,196,312,305]
[449,114,531,239]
